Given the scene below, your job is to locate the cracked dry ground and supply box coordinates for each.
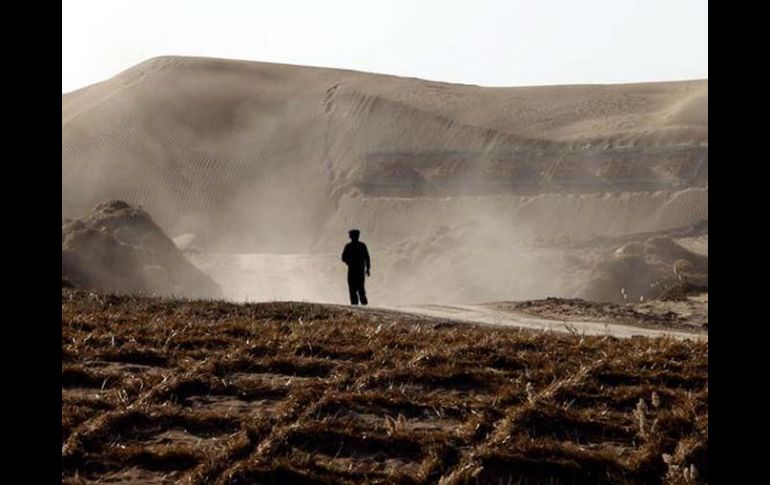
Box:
[62,289,707,484]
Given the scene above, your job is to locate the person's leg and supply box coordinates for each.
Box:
[347,272,358,305]
[358,277,368,305]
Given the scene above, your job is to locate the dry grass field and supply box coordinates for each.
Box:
[62,289,707,484]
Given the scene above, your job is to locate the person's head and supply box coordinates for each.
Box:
[348,229,360,241]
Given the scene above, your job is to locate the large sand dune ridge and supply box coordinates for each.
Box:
[63,57,707,303]
[63,56,707,252]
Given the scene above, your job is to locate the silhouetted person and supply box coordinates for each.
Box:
[341,229,370,305]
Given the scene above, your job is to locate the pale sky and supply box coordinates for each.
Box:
[62,0,707,93]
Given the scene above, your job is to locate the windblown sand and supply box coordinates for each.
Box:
[62,56,707,305]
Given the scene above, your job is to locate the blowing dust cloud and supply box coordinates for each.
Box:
[62,56,708,306]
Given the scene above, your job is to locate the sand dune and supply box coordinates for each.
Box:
[63,56,707,251]
[62,57,707,303]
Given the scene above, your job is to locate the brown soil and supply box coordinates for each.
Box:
[492,292,708,331]
[62,288,707,484]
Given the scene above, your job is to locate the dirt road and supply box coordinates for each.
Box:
[188,253,707,340]
[355,303,706,341]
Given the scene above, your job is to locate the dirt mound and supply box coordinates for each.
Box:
[62,200,222,298]
[660,282,709,301]
[576,235,707,303]
[493,293,707,329]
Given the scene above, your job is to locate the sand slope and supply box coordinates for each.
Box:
[63,56,707,253]
[62,200,222,298]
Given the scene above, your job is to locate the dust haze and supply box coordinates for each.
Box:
[62,56,708,305]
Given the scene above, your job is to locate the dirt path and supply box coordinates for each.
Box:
[356,303,706,341]
[192,252,706,341]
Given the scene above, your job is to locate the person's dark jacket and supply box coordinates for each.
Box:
[341,241,370,273]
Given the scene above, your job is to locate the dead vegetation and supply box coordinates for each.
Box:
[62,288,707,484]
[494,294,708,331]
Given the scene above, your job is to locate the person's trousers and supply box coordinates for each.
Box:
[348,269,367,305]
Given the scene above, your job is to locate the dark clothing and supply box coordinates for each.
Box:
[341,241,370,305]
[342,241,370,271]
[347,268,367,305]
